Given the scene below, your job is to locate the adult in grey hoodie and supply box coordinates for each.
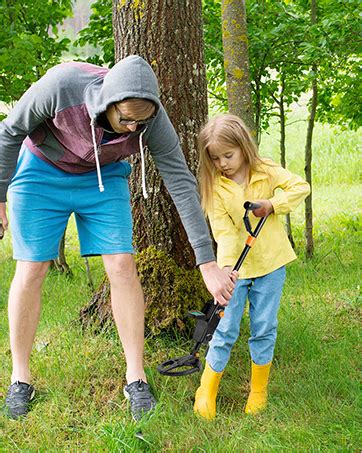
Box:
[0,55,237,420]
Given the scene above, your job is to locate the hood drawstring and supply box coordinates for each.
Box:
[90,119,105,192]
[139,128,148,199]
[91,119,147,197]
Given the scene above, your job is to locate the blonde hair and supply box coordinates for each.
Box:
[119,98,156,118]
[198,114,262,213]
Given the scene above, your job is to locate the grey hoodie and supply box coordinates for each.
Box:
[0,55,214,265]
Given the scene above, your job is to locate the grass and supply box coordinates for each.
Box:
[0,116,361,451]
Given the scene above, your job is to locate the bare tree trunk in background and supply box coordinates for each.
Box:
[305,0,317,259]
[221,0,255,135]
[114,0,208,268]
[254,77,262,144]
[278,76,295,248]
[50,229,71,274]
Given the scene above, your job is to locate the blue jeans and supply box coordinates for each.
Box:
[206,266,286,372]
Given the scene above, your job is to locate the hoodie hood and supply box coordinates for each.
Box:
[87,56,160,195]
[87,55,161,121]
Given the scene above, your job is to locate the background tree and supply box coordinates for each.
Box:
[221,0,255,134]
[302,0,318,258]
[246,1,306,246]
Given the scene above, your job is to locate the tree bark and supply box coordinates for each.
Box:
[279,75,295,248]
[80,0,209,333]
[50,229,71,274]
[221,0,255,135]
[113,0,208,268]
[304,0,317,259]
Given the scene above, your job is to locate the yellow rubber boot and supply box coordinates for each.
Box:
[194,363,223,420]
[245,361,271,414]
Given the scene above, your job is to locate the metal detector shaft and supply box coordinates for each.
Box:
[233,217,268,272]
[157,201,270,376]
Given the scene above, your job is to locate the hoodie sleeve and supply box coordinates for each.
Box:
[146,106,215,266]
[0,70,59,202]
[269,165,311,215]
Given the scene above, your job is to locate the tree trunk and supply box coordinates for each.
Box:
[304,73,316,258]
[279,75,295,248]
[50,229,71,274]
[114,0,208,268]
[221,0,255,135]
[80,0,209,333]
[254,77,262,144]
[305,0,317,259]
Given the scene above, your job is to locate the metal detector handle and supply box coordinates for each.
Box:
[244,201,262,211]
[233,201,269,272]
[243,201,261,235]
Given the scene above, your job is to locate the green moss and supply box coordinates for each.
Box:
[232,68,244,79]
[135,246,210,336]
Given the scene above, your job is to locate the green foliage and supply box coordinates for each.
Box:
[314,1,361,130]
[67,0,361,132]
[0,0,72,107]
[247,0,309,133]
[73,0,114,67]
[202,0,360,134]
[202,0,226,112]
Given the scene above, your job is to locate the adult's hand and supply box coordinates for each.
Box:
[0,202,8,239]
[252,199,274,218]
[199,261,238,306]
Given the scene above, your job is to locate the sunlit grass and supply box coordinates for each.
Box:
[0,117,360,450]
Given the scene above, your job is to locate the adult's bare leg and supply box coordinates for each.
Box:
[102,253,146,384]
[8,261,50,384]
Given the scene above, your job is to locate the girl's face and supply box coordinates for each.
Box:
[208,145,246,180]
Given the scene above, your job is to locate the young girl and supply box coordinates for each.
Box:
[194,114,310,420]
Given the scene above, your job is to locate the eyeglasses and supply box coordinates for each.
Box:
[114,104,155,126]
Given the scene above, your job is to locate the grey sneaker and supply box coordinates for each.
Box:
[5,381,35,419]
[123,379,156,421]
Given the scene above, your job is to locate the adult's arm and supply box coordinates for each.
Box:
[0,67,63,202]
[146,106,237,304]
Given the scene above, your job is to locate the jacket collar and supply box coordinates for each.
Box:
[216,170,268,187]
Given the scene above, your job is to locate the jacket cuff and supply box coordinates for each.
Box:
[194,243,216,266]
[270,192,289,215]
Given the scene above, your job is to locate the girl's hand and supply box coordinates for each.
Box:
[223,265,238,283]
[251,199,274,217]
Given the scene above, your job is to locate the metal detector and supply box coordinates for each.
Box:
[157,201,269,377]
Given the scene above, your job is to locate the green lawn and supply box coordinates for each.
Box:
[0,118,360,451]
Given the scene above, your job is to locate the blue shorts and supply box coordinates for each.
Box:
[8,146,134,261]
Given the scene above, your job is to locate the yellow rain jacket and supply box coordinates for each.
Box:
[208,159,310,278]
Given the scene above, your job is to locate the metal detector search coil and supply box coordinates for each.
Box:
[157,201,269,377]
